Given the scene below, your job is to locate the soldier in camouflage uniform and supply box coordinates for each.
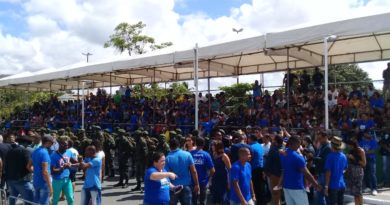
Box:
[103,129,116,178]
[114,129,133,188]
[78,129,91,157]
[131,129,148,191]
[156,134,170,155]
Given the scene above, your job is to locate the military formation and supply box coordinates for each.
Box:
[22,125,175,191]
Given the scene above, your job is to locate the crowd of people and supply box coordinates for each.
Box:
[0,63,389,205]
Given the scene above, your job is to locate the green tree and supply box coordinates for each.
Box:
[219,83,252,111]
[131,82,190,99]
[293,64,372,91]
[104,21,173,56]
[0,89,55,118]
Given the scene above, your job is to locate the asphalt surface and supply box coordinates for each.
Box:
[16,174,383,205]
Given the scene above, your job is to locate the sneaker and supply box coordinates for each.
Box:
[372,190,378,196]
[363,188,371,193]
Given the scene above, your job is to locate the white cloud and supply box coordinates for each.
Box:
[0,0,389,91]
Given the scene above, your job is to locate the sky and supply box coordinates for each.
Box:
[0,0,389,91]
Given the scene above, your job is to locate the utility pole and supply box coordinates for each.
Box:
[82,52,93,63]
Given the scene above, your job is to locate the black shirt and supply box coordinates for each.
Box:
[5,144,32,181]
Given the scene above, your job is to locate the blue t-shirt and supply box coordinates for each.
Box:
[165,149,194,186]
[83,157,102,189]
[356,120,375,131]
[190,150,214,187]
[324,152,348,189]
[280,149,306,190]
[359,138,378,159]
[50,150,72,180]
[250,142,264,169]
[32,146,51,188]
[144,167,170,204]
[230,161,252,203]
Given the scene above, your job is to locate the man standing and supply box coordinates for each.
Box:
[31,135,54,205]
[132,130,148,191]
[379,132,390,187]
[281,136,320,205]
[230,147,256,205]
[314,132,331,205]
[80,145,102,205]
[324,137,348,205]
[248,134,268,205]
[114,129,133,188]
[190,137,215,205]
[166,138,199,205]
[382,62,390,100]
[5,134,34,205]
[50,136,76,205]
[359,131,378,195]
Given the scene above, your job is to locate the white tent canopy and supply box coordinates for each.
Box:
[1,12,390,91]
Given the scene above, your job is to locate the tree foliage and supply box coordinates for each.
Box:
[0,90,54,118]
[131,82,191,99]
[219,83,252,111]
[104,21,173,56]
[293,64,372,91]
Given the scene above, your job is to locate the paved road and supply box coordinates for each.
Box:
[51,174,389,205]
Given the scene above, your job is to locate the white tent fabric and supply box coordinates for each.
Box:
[1,12,389,91]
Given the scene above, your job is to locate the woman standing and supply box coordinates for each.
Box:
[210,141,231,205]
[346,137,367,205]
[184,134,197,151]
[143,152,177,205]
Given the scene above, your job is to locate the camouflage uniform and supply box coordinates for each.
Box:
[103,129,116,177]
[114,129,133,187]
[156,134,170,155]
[131,130,148,191]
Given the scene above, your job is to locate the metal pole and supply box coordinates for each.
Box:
[324,38,329,130]
[207,60,211,117]
[77,81,80,123]
[110,73,112,97]
[194,43,199,130]
[287,48,290,121]
[153,69,156,128]
[81,82,85,130]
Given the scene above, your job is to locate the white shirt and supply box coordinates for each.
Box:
[262,142,271,155]
[96,150,105,160]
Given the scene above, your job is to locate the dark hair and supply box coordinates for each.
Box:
[248,134,257,141]
[149,152,165,167]
[169,138,180,150]
[214,140,225,154]
[274,135,283,145]
[92,139,102,151]
[196,137,205,147]
[287,135,301,146]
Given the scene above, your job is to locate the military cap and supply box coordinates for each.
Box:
[104,128,111,133]
[142,130,149,135]
[93,125,101,130]
[159,134,166,138]
[78,129,85,133]
[134,130,142,135]
[169,131,177,135]
[219,129,226,135]
[175,128,182,134]
[118,129,126,134]
[50,130,58,134]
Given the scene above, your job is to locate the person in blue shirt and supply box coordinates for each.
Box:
[230,147,256,205]
[248,134,268,205]
[190,137,215,205]
[79,145,102,205]
[314,131,331,205]
[50,136,78,205]
[356,113,375,134]
[31,134,54,205]
[165,138,199,205]
[144,152,177,205]
[359,131,379,195]
[324,136,348,205]
[280,136,319,205]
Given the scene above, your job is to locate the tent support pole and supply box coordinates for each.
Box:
[110,72,112,97]
[194,43,199,131]
[153,69,156,129]
[287,48,290,124]
[208,60,211,119]
[77,81,80,123]
[324,38,329,130]
[82,82,85,130]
